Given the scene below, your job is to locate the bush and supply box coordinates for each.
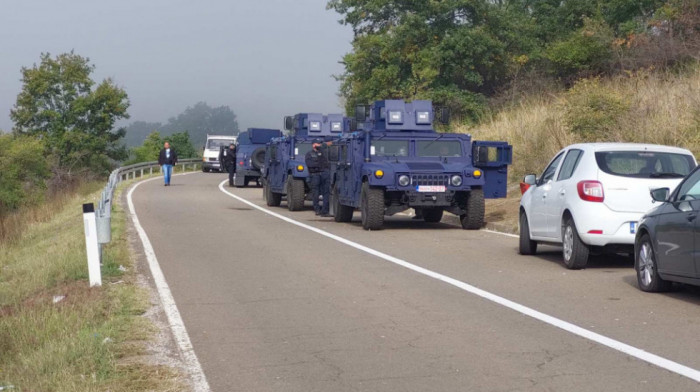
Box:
[0,134,50,215]
[546,17,615,78]
[563,78,630,141]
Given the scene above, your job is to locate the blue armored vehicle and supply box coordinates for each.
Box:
[262,113,348,210]
[329,99,512,230]
[234,128,282,187]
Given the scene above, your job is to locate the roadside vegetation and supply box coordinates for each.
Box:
[0,183,183,391]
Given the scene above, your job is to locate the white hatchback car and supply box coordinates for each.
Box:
[519,143,696,269]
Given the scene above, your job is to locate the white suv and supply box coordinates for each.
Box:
[519,143,696,269]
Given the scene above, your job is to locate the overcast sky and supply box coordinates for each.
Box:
[0,0,352,133]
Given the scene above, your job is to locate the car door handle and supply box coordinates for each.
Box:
[559,189,566,196]
[687,214,697,222]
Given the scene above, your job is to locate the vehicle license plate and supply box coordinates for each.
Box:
[630,222,637,234]
[417,185,446,193]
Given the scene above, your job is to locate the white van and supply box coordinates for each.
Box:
[202,134,237,172]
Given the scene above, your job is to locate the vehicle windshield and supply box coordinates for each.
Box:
[206,139,235,149]
[595,151,696,178]
[371,140,409,157]
[417,140,462,157]
[295,143,314,157]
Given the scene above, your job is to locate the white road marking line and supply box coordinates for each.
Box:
[128,174,211,392]
[218,180,700,383]
[481,228,519,238]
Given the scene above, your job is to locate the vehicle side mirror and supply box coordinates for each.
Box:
[437,107,450,124]
[355,105,368,122]
[523,174,536,185]
[650,187,670,203]
[328,145,340,162]
[284,116,293,131]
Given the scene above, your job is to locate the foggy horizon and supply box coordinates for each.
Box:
[0,0,353,135]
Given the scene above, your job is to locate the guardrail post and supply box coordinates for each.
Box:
[150,167,153,175]
[140,168,144,177]
[82,203,102,287]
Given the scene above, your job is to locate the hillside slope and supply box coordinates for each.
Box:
[460,64,700,232]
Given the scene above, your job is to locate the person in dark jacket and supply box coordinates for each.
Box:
[158,141,178,186]
[305,138,330,216]
[219,143,237,186]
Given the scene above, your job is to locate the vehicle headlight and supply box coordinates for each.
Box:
[416,111,430,124]
[388,111,403,124]
[473,169,482,178]
[297,165,304,172]
[374,170,384,179]
[309,121,321,131]
[451,175,463,186]
[331,122,342,132]
[398,175,410,187]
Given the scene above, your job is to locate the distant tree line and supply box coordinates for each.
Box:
[123,102,239,148]
[328,0,700,121]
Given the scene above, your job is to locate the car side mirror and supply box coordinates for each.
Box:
[650,187,670,203]
[355,105,368,122]
[523,174,536,185]
[284,116,293,131]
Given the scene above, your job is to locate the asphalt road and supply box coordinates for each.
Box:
[130,172,700,391]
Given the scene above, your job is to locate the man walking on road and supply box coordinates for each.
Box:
[305,138,331,216]
[220,143,237,187]
[158,141,178,186]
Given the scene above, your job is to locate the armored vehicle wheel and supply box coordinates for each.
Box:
[361,182,384,230]
[287,177,305,211]
[422,208,443,223]
[265,182,282,207]
[460,188,485,230]
[333,185,353,222]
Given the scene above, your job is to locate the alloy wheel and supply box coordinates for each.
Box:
[638,242,654,287]
[563,225,574,261]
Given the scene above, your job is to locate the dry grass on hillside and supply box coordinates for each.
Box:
[461,64,700,231]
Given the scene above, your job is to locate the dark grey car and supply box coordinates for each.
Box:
[635,166,700,291]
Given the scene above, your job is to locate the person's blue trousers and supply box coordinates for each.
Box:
[162,164,173,185]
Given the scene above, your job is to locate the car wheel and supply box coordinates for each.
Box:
[519,212,537,255]
[202,167,210,173]
[636,234,672,292]
[333,185,353,222]
[460,188,484,230]
[361,182,384,230]
[422,208,443,223]
[287,177,305,211]
[561,217,589,269]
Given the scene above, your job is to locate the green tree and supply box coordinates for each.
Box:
[167,131,197,159]
[162,102,239,147]
[0,134,50,214]
[10,52,129,175]
[125,131,163,165]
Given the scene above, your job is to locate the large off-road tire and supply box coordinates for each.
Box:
[636,234,672,292]
[519,212,538,255]
[287,177,305,211]
[251,148,266,169]
[422,208,444,223]
[460,188,485,230]
[333,185,354,222]
[561,217,589,269]
[265,181,282,207]
[361,182,384,230]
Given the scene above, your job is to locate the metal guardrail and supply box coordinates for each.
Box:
[95,158,202,246]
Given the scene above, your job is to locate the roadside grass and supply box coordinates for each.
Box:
[0,181,183,391]
[462,63,700,232]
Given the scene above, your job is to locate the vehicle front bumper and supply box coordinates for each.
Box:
[203,161,221,170]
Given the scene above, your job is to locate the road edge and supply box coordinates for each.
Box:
[126,173,211,392]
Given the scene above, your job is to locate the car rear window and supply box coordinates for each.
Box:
[595,151,696,178]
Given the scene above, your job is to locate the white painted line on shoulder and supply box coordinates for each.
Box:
[218,180,700,383]
[128,174,211,392]
[481,228,519,238]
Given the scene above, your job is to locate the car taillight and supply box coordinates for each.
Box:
[520,182,530,195]
[577,181,604,202]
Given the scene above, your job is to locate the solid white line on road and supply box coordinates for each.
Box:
[218,180,700,384]
[128,174,211,392]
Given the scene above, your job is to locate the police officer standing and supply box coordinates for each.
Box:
[305,138,331,216]
[219,143,237,187]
